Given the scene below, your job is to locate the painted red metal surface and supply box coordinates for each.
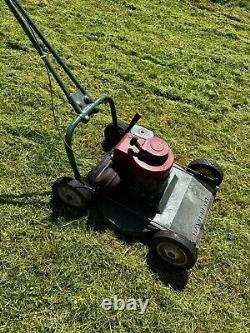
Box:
[113,132,174,179]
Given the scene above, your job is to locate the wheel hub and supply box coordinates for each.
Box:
[157,242,188,266]
[58,185,85,208]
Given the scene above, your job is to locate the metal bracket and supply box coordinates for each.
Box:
[70,89,93,112]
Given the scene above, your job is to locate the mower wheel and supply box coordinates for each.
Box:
[188,159,224,186]
[53,177,93,210]
[151,230,197,270]
[103,122,127,150]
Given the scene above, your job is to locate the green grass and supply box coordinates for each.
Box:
[210,0,250,9]
[0,0,249,332]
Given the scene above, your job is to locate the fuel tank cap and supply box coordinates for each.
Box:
[143,137,169,159]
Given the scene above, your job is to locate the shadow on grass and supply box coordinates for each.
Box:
[51,198,189,290]
[0,190,189,289]
[50,195,90,223]
[0,191,51,208]
[146,250,188,291]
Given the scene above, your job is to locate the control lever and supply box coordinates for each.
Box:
[125,112,142,134]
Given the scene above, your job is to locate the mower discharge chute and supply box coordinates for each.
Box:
[4,0,224,270]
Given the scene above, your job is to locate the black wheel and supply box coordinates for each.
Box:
[151,230,197,269]
[188,159,224,186]
[52,177,93,210]
[103,122,127,150]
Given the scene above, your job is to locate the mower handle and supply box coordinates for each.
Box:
[4,0,92,116]
[65,95,118,180]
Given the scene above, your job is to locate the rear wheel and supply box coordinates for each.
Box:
[151,230,197,269]
[52,177,93,210]
[188,159,224,186]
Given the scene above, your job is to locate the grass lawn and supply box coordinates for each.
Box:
[0,0,249,332]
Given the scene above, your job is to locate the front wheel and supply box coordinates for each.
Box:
[52,177,93,211]
[151,230,197,269]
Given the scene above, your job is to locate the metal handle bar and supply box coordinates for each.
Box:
[5,0,120,178]
[9,0,86,93]
[4,0,89,115]
[65,95,118,180]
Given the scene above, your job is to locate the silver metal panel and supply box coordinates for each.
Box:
[153,165,214,244]
[130,125,154,139]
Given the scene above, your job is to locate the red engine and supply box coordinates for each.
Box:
[113,127,174,202]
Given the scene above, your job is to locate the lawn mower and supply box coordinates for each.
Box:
[4,0,224,269]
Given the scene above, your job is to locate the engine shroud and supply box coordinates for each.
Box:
[113,125,174,180]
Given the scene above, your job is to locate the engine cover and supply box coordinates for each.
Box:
[113,125,174,179]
